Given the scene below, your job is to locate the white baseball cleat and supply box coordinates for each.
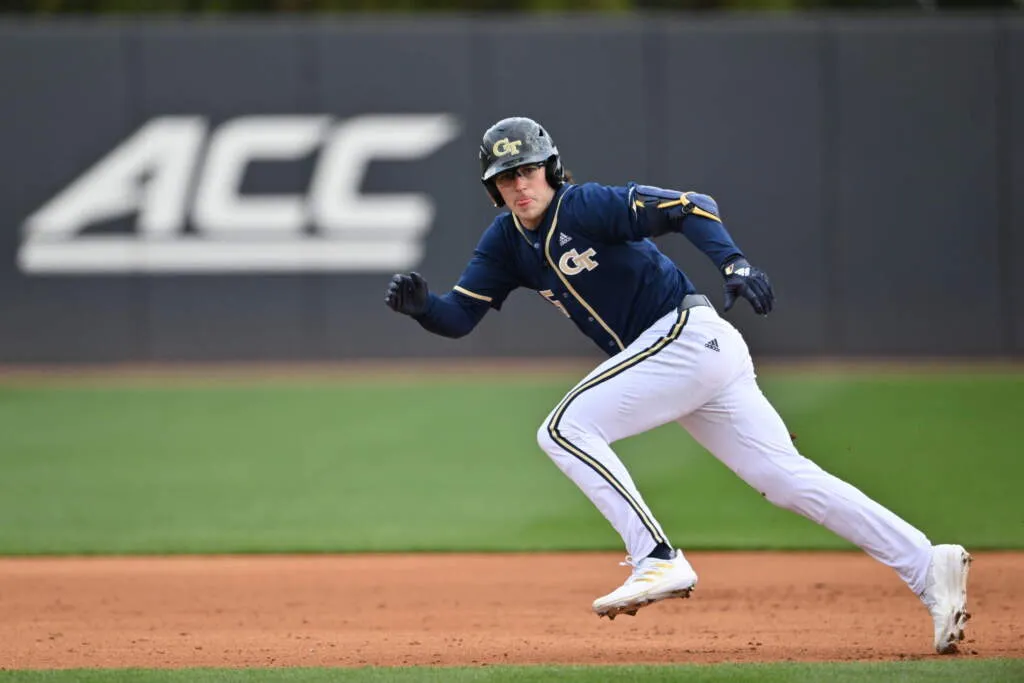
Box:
[593,550,697,620]
[919,544,972,654]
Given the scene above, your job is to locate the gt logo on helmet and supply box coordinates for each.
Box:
[479,117,564,208]
[492,138,523,157]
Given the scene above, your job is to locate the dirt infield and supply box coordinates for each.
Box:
[2,552,1021,669]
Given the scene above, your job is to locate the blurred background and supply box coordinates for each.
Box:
[1,0,1022,363]
[0,2,1022,558]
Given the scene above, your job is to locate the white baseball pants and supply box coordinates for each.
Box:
[536,304,934,595]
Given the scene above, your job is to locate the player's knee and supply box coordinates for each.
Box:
[547,407,599,444]
[537,419,582,476]
[537,419,559,455]
[537,409,596,456]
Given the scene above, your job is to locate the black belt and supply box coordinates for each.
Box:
[681,293,713,311]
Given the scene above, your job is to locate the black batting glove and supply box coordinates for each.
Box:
[721,257,774,315]
[384,271,430,317]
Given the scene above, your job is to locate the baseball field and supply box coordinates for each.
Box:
[1,361,1022,681]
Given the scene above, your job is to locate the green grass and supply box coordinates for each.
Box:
[0,371,1021,554]
[2,660,1023,682]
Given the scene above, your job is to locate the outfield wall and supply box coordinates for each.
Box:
[1,15,1021,362]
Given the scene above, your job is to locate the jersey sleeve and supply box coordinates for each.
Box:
[631,183,744,268]
[412,290,489,339]
[571,181,744,268]
[452,221,520,311]
[411,222,519,339]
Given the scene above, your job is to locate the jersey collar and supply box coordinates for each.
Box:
[510,184,572,244]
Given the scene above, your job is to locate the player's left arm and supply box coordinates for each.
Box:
[630,184,775,315]
[571,182,739,264]
[568,182,774,314]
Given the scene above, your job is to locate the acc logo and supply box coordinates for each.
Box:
[491,137,522,157]
[558,247,599,276]
[19,114,460,274]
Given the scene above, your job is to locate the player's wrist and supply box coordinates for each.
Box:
[721,256,750,278]
[410,292,433,319]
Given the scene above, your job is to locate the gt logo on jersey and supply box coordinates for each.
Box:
[491,137,522,157]
[558,247,599,276]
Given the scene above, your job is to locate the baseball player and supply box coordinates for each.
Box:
[384,116,971,654]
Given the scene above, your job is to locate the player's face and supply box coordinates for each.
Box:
[494,162,556,230]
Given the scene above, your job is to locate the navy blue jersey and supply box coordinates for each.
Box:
[415,182,743,355]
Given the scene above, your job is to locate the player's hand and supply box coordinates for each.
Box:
[721,258,774,315]
[384,272,430,316]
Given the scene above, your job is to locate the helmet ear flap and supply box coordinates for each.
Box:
[545,155,565,188]
[483,180,504,207]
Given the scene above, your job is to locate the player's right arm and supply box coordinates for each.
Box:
[384,221,519,338]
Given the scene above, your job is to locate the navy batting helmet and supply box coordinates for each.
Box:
[479,117,565,207]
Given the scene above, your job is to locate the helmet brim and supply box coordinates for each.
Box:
[481,150,558,183]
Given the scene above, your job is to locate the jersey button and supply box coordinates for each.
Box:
[587,317,594,322]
